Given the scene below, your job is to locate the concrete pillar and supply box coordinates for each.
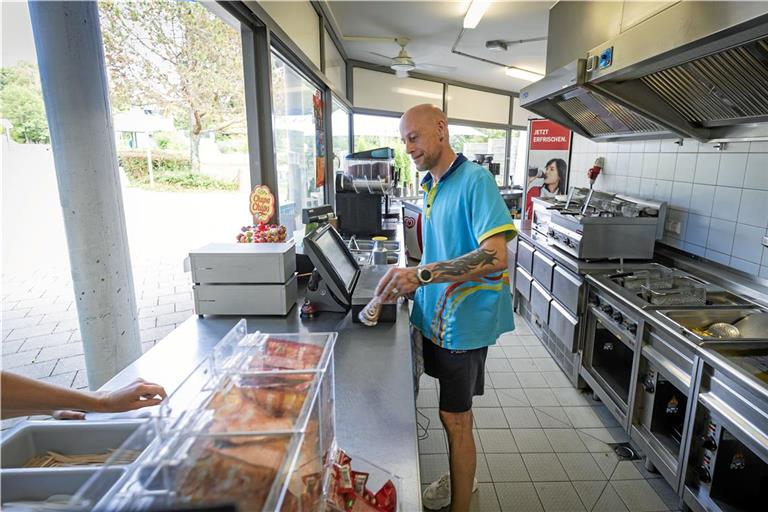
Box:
[28,1,142,389]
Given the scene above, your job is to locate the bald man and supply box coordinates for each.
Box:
[375,104,517,511]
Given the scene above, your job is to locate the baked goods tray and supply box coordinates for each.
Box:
[70,319,338,511]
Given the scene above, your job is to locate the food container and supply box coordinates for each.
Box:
[73,320,338,511]
[1,420,147,470]
[322,448,403,512]
[1,467,124,511]
[640,277,706,306]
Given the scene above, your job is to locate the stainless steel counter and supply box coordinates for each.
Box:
[92,295,422,510]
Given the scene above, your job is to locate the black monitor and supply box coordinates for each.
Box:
[304,224,360,306]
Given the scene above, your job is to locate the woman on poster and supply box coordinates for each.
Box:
[525,158,567,219]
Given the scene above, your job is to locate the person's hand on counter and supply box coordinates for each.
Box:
[1,371,167,420]
[375,267,421,302]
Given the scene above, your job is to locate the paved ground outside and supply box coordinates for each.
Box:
[1,140,251,428]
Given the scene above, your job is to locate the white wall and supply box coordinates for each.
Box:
[260,1,321,68]
[569,135,768,277]
[445,85,509,125]
[353,68,442,113]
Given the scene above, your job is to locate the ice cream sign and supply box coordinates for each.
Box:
[249,185,276,224]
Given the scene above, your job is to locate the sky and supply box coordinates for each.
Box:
[2,1,37,67]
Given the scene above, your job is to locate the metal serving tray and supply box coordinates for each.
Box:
[657,307,768,343]
[1,420,147,470]
[1,467,124,511]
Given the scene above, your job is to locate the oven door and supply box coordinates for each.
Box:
[684,364,768,512]
[631,331,696,492]
[581,303,638,428]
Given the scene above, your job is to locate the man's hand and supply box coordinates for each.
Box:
[95,378,167,412]
[375,267,420,302]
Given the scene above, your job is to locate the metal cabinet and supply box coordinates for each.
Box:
[549,300,579,353]
[531,281,552,325]
[552,265,584,315]
[518,240,535,274]
[532,251,556,290]
[516,266,533,301]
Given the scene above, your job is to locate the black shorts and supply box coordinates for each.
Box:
[423,340,488,413]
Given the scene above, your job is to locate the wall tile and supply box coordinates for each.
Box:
[614,176,628,195]
[689,184,715,216]
[615,153,631,174]
[626,177,641,194]
[678,139,698,153]
[659,139,680,153]
[737,189,768,228]
[729,257,759,275]
[670,182,693,209]
[644,140,661,153]
[731,223,765,264]
[630,142,644,153]
[603,153,619,174]
[706,219,736,255]
[642,153,659,179]
[685,214,710,246]
[723,142,750,152]
[684,242,706,256]
[705,249,731,265]
[744,153,768,191]
[761,265,768,279]
[711,187,742,222]
[694,154,720,185]
[750,141,768,152]
[717,153,748,188]
[640,179,655,199]
[675,153,697,182]
[655,180,672,203]
[657,153,677,181]
[661,237,684,249]
[628,153,643,177]
[665,209,688,240]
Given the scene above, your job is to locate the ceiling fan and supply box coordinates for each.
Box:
[346,36,457,78]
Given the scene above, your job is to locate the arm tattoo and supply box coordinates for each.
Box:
[431,247,498,278]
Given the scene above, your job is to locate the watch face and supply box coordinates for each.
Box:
[420,268,432,282]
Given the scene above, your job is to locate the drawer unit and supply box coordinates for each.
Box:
[193,274,297,316]
[532,251,556,290]
[517,240,535,274]
[190,242,296,284]
[531,280,552,325]
[552,265,584,315]
[515,266,533,301]
[549,300,580,353]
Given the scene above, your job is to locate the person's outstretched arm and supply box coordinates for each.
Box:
[1,371,167,419]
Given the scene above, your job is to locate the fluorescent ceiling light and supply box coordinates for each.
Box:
[505,67,544,82]
[463,0,492,29]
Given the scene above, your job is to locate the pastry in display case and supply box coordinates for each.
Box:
[71,321,338,511]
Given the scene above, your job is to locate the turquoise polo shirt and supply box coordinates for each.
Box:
[411,154,517,350]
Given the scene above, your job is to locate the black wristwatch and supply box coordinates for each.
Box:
[416,267,433,284]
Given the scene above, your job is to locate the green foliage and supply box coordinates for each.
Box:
[118,149,236,191]
[99,1,246,171]
[394,146,413,185]
[0,62,50,143]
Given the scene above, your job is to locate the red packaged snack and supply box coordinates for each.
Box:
[352,471,369,495]
[349,495,381,512]
[335,463,355,493]
[374,480,397,512]
[335,449,352,466]
[363,489,377,506]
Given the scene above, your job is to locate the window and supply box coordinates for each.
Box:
[448,124,508,187]
[331,97,350,176]
[352,114,418,195]
[324,30,346,97]
[271,53,323,236]
[511,129,528,188]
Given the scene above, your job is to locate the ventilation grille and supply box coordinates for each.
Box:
[642,38,768,125]
[558,92,666,137]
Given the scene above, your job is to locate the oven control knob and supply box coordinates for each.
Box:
[627,323,638,335]
[697,466,711,484]
[601,304,613,315]
[612,311,623,323]
[702,436,718,452]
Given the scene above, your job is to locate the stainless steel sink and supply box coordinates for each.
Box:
[346,238,401,266]
[658,307,768,342]
[347,239,400,252]
[705,290,754,306]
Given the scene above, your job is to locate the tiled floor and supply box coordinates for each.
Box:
[417,319,682,512]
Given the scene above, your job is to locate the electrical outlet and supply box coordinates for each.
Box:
[666,220,682,235]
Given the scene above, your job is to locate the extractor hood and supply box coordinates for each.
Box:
[520,1,768,142]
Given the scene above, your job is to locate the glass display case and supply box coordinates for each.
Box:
[72,320,338,511]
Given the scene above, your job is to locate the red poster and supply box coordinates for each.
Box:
[529,120,571,151]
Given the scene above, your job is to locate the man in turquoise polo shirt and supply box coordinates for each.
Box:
[375,104,516,511]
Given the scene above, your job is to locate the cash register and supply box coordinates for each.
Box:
[303,224,396,323]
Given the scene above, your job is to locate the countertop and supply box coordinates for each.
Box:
[94,293,421,510]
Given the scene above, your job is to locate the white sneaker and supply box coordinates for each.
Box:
[422,473,479,510]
